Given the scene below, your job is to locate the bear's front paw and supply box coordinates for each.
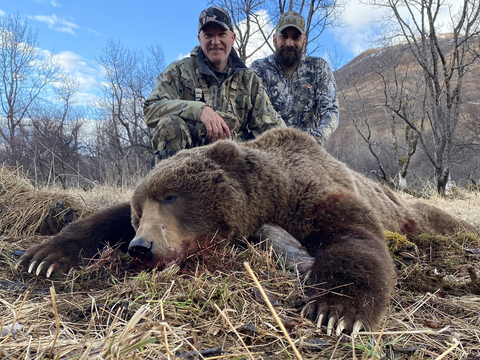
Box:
[299,296,372,336]
[17,242,82,278]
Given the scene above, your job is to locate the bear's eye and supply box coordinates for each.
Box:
[163,195,178,204]
[133,207,142,219]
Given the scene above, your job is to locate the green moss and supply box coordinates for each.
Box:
[385,231,417,254]
[455,232,480,246]
[413,233,461,254]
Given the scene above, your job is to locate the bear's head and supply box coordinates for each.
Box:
[128,140,255,269]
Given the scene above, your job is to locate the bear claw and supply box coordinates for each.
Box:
[316,313,325,328]
[352,320,363,334]
[300,300,365,336]
[326,315,337,336]
[46,264,58,278]
[28,261,38,274]
[335,319,346,336]
[36,261,49,276]
[20,258,61,278]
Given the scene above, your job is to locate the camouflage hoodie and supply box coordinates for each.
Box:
[144,46,284,142]
[251,54,339,144]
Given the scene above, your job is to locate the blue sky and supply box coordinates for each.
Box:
[1,1,208,65]
[0,0,462,105]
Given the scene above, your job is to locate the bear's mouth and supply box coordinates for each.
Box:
[133,256,147,269]
[132,253,183,270]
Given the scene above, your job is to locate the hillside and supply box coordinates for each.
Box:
[328,37,480,188]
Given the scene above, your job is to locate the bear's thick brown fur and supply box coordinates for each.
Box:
[19,128,475,334]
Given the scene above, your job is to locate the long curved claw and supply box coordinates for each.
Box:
[28,261,38,274]
[316,313,325,328]
[46,263,58,278]
[36,261,49,276]
[327,315,337,336]
[352,320,364,335]
[336,319,346,336]
[300,300,315,318]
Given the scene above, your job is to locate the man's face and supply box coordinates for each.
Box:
[198,23,236,71]
[273,27,305,68]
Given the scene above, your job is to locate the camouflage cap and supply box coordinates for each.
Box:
[276,11,305,35]
[198,6,234,33]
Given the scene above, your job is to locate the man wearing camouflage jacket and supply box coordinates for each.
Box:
[251,11,339,145]
[144,6,284,163]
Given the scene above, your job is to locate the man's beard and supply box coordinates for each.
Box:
[276,46,302,68]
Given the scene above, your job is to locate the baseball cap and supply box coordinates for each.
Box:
[198,6,234,33]
[276,11,305,35]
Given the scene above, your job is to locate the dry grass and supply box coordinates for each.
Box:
[61,184,133,210]
[1,168,480,359]
[0,166,91,237]
[0,166,133,238]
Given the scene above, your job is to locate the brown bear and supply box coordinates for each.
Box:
[19,128,475,335]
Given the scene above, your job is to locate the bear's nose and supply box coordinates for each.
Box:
[128,236,154,260]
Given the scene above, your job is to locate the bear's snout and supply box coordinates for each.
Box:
[128,236,154,262]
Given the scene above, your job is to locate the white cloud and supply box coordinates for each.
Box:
[52,51,102,105]
[28,14,78,34]
[0,9,5,17]
[237,10,275,65]
[332,0,468,56]
[35,0,61,7]
[330,0,386,56]
[54,51,101,86]
[73,92,99,106]
[341,0,384,29]
[86,28,101,36]
[28,48,101,106]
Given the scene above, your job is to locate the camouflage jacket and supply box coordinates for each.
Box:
[251,54,339,144]
[144,46,285,142]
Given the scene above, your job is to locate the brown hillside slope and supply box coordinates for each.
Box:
[329,37,480,187]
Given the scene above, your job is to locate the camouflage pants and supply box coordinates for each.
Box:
[151,115,210,164]
[151,114,240,164]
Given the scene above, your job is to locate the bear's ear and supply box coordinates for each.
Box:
[205,140,246,170]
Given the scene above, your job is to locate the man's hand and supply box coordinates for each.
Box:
[200,106,232,142]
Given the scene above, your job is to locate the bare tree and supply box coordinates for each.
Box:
[97,39,149,153]
[456,101,480,183]
[143,44,167,90]
[210,0,341,63]
[29,74,86,188]
[337,74,392,181]
[374,48,425,189]
[364,0,480,195]
[0,13,62,164]
[281,0,341,55]
[95,39,165,184]
[335,44,431,189]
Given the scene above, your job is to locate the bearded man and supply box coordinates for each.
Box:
[251,11,339,145]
